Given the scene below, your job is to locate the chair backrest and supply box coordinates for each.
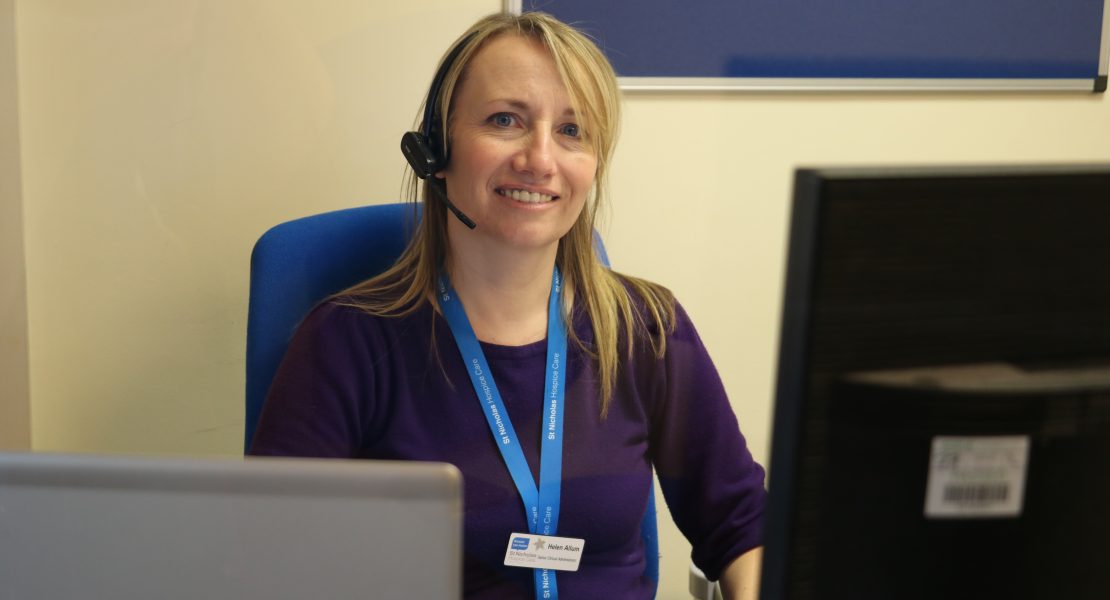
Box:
[246,203,417,448]
[244,202,657,592]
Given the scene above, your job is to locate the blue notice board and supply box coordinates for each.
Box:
[518,0,1110,92]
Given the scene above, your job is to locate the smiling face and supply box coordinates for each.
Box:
[437,34,598,256]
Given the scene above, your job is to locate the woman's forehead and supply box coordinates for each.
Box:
[455,34,595,121]
[463,35,559,90]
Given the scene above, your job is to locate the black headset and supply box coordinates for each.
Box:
[400,33,478,229]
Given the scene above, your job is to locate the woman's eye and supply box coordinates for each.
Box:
[490,113,515,127]
[560,123,581,138]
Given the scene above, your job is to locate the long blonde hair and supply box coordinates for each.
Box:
[340,12,674,416]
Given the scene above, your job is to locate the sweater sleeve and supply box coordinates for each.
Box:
[248,302,379,458]
[649,301,767,581]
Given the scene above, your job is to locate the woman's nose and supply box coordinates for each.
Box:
[512,129,556,178]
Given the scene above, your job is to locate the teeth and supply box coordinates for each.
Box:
[500,189,555,203]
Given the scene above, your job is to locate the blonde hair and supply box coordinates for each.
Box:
[340,11,675,416]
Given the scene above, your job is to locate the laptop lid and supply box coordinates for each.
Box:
[0,452,462,599]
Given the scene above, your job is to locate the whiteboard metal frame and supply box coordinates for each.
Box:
[619,77,1098,93]
[1101,0,1110,85]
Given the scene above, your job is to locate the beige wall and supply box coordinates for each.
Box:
[1,0,30,450]
[612,89,1110,469]
[609,92,1109,596]
[12,2,1110,598]
[17,0,496,455]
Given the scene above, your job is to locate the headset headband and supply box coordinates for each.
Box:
[401,32,479,179]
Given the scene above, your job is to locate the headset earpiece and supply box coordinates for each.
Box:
[401,131,441,180]
[399,32,479,230]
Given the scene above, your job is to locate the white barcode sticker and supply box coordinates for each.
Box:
[924,435,1030,519]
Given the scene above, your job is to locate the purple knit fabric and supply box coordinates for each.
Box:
[250,297,766,599]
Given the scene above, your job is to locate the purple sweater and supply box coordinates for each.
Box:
[250,296,766,599]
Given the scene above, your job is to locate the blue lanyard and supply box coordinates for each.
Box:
[438,268,567,600]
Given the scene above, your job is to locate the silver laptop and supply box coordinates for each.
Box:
[0,452,462,599]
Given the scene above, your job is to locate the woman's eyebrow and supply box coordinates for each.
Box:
[485,98,578,118]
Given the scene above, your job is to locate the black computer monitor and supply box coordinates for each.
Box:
[762,165,1110,600]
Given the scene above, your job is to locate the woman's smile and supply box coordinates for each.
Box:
[495,187,559,204]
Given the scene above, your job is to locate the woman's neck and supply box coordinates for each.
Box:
[445,242,558,347]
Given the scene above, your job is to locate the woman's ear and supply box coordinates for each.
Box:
[434,171,447,180]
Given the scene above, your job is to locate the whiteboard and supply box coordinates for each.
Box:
[511,0,1110,92]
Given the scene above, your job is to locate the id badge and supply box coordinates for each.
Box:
[503,533,585,572]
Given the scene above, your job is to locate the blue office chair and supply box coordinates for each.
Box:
[244,203,659,595]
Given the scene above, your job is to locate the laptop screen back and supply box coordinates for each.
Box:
[0,453,462,599]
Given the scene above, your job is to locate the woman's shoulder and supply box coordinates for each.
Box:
[605,270,681,331]
[605,269,670,305]
[295,296,434,343]
[299,297,378,327]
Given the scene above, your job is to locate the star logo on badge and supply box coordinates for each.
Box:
[534,537,547,550]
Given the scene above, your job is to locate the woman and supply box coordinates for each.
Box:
[251,11,765,599]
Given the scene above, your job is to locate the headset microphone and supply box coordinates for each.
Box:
[401,33,478,230]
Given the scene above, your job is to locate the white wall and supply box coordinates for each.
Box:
[12,2,1110,598]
